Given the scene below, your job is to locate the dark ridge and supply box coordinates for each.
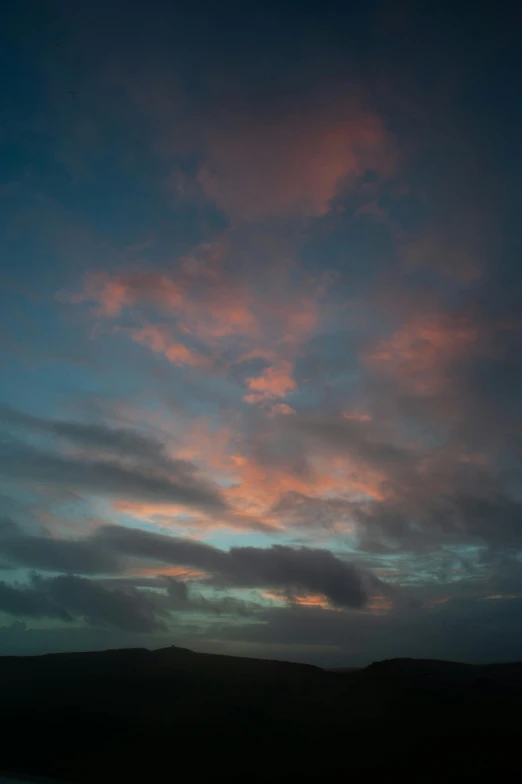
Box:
[364,657,478,679]
[0,644,323,679]
[2,647,522,780]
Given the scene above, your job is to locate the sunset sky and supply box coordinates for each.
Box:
[1,1,521,665]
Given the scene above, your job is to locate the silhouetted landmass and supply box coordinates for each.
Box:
[1,646,522,781]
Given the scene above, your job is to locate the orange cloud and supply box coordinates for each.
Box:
[364,595,394,614]
[95,405,389,533]
[244,360,296,403]
[223,446,387,521]
[127,565,208,580]
[261,590,333,609]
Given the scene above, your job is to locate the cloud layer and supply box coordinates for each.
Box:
[0,521,375,611]
[1,0,522,664]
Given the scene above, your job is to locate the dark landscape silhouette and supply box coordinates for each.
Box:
[2,646,522,781]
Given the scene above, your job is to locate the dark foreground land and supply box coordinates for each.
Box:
[1,646,522,781]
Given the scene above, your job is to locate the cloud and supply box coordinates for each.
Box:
[0,518,121,574]
[0,403,175,469]
[0,520,376,610]
[244,360,296,404]
[198,103,393,221]
[0,574,164,632]
[130,324,209,368]
[40,574,163,632]
[271,492,356,532]
[353,475,522,553]
[7,0,522,665]
[95,525,373,608]
[268,404,296,417]
[221,545,369,608]
[364,313,480,394]
[278,404,522,551]
[0,439,226,513]
[164,575,189,603]
[0,579,67,620]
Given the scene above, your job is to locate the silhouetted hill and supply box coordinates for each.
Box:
[2,647,522,781]
[0,645,322,679]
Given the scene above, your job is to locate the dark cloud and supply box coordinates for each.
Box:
[0,403,180,471]
[40,574,163,632]
[222,545,368,608]
[96,525,372,608]
[209,594,522,666]
[350,460,522,553]
[164,575,189,603]
[3,588,522,666]
[0,437,226,513]
[0,573,164,632]
[162,577,256,617]
[0,522,375,609]
[0,578,67,620]
[96,525,230,573]
[0,518,121,574]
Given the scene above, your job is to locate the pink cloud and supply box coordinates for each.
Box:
[268,403,297,417]
[244,360,296,403]
[365,313,479,393]
[198,105,394,221]
[77,271,184,317]
[68,236,332,401]
[130,324,207,368]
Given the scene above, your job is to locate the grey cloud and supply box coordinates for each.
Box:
[96,525,371,608]
[210,593,522,667]
[0,438,226,513]
[0,579,68,620]
[271,491,356,531]
[39,574,163,632]
[0,519,122,574]
[289,412,415,476]
[101,575,259,617]
[3,589,522,666]
[0,403,166,462]
[164,576,189,602]
[0,521,375,609]
[0,574,164,632]
[222,545,367,608]
[277,409,522,552]
[162,577,256,616]
[96,525,230,572]
[353,469,522,553]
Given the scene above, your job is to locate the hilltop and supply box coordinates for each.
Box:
[1,646,522,781]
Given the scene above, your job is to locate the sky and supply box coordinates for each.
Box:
[0,0,521,666]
